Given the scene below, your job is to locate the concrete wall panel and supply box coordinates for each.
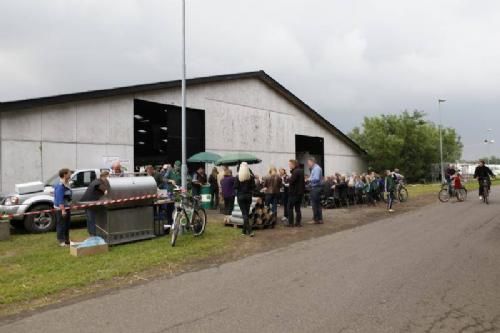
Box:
[41,104,76,142]
[1,140,42,192]
[108,99,133,145]
[73,98,133,145]
[104,145,134,171]
[75,144,134,170]
[41,142,77,181]
[1,109,41,141]
[75,101,109,143]
[76,144,107,169]
[181,78,365,175]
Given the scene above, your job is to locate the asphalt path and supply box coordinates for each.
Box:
[2,188,500,332]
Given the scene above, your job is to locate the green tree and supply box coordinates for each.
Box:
[349,111,463,182]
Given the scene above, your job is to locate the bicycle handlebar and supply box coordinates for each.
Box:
[172,186,202,203]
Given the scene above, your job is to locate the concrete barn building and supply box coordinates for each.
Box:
[0,71,366,192]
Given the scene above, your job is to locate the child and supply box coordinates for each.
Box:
[252,197,266,226]
[385,170,396,212]
[453,172,463,190]
[452,172,466,201]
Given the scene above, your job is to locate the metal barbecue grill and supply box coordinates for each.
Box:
[94,176,157,245]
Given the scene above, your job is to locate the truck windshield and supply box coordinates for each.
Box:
[45,174,59,187]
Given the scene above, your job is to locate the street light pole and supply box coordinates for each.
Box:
[438,99,446,182]
[484,128,494,165]
[181,0,187,189]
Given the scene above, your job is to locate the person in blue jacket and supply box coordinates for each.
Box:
[54,168,73,247]
[307,157,323,224]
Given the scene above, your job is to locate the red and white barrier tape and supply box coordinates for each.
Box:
[3,194,159,219]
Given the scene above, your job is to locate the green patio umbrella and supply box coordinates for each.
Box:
[187,151,222,163]
[215,152,262,166]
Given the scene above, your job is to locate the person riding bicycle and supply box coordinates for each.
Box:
[473,160,495,200]
[445,164,456,195]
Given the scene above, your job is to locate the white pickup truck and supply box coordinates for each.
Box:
[0,169,104,233]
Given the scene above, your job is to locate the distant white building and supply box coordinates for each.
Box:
[455,163,476,176]
[0,70,367,192]
[456,162,500,176]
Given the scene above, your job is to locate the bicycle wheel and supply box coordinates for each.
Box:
[456,189,466,202]
[459,188,467,201]
[438,189,450,203]
[484,189,489,204]
[171,213,181,247]
[398,187,409,202]
[191,208,207,236]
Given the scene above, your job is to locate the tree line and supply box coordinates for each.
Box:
[349,111,463,183]
[478,156,500,164]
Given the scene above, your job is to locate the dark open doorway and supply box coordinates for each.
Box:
[295,134,324,174]
[134,99,205,171]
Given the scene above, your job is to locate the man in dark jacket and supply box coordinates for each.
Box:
[474,160,495,199]
[384,170,396,212]
[146,165,164,189]
[287,159,305,227]
[80,170,110,236]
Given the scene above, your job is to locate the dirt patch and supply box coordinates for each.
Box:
[0,193,437,321]
[212,193,437,261]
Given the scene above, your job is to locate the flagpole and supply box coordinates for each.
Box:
[181,0,187,189]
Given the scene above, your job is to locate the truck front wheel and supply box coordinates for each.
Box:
[24,204,56,233]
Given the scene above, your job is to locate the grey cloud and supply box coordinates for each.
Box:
[1,0,499,159]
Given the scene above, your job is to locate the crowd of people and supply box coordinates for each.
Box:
[52,158,406,245]
[202,158,405,237]
[137,158,407,237]
[50,156,498,245]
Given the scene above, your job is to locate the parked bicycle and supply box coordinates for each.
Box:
[396,180,409,202]
[438,183,467,203]
[381,180,409,204]
[170,187,207,247]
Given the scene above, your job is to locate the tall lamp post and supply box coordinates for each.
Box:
[181,0,187,189]
[438,99,446,182]
[484,128,495,165]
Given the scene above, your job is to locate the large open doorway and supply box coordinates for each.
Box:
[295,134,324,175]
[134,99,205,171]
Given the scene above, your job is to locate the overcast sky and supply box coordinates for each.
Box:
[1,0,499,160]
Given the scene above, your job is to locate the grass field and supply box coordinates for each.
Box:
[0,222,239,310]
[1,179,498,314]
